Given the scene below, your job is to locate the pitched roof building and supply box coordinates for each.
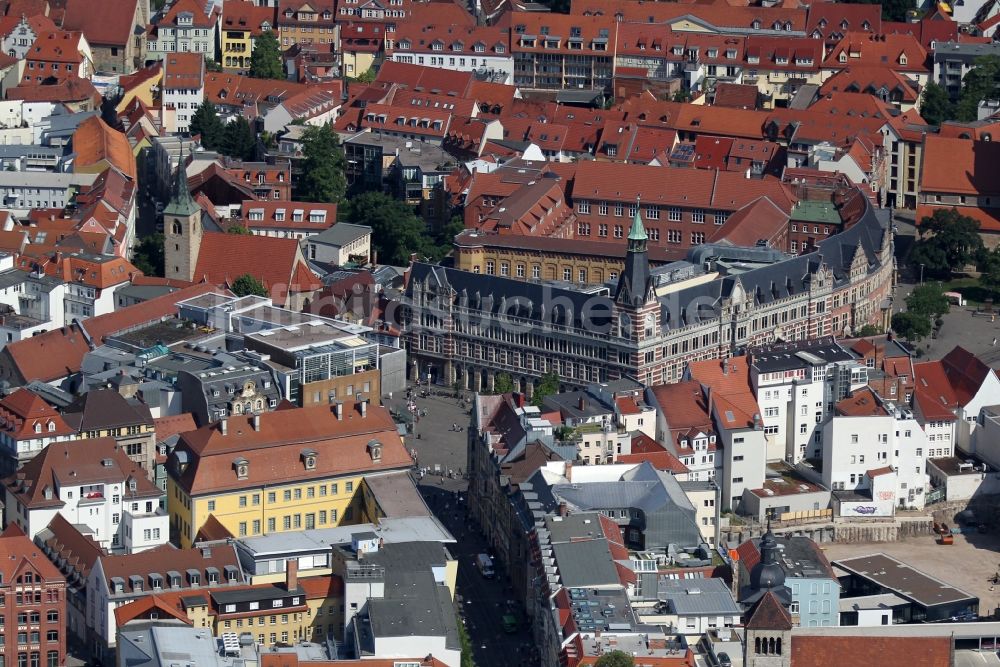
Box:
[166,400,413,547]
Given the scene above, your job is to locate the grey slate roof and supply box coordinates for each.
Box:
[657,577,741,616]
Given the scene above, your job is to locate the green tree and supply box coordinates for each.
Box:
[919,82,954,126]
[345,192,430,265]
[892,311,932,341]
[593,651,635,667]
[493,373,514,394]
[456,614,475,667]
[671,89,692,103]
[296,124,347,204]
[131,234,164,277]
[856,324,882,337]
[227,224,250,235]
[531,371,561,407]
[249,30,284,80]
[349,67,377,84]
[980,246,1000,289]
[955,55,1000,122]
[231,274,269,297]
[204,56,222,73]
[906,284,950,320]
[840,0,911,22]
[189,100,225,149]
[909,208,984,279]
[221,117,257,161]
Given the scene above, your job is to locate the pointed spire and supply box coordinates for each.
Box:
[164,146,199,217]
[628,195,647,243]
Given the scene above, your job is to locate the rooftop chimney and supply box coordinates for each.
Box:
[359,399,367,418]
[565,461,572,482]
[578,396,586,411]
[285,559,298,592]
[559,501,568,517]
[334,402,343,420]
[252,414,261,431]
[220,419,228,436]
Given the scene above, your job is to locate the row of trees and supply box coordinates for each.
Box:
[921,55,1000,125]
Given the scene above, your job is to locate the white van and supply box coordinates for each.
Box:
[476,553,495,578]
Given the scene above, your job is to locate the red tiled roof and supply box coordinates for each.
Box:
[163,52,204,91]
[824,32,928,73]
[374,61,474,97]
[153,413,198,442]
[790,635,950,667]
[920,135,1000,197]
[114,594,193,627]
[6,76,99,104]
[713,82,759,110]
[571,162,795,213]
[157,0,216,28]
[62,0,139,47]
[99,543,242,594]
[4,438,160,510]
[687,356,762,430]
[835,387,889,416]
[819,66,919,104]
[0,523,63,585]
[222,0,277,37]
[72,116,137,180]
[0,388,74,440]
[745,590,792,630]
[172,401,412,496]
[192,232,317,305]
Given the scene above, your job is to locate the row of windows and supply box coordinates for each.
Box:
[577,202,729,225]
[0,650,60,667]
[235,507,354,535]
[208,481,355,512]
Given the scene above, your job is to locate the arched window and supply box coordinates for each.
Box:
[776,638,782,655]
[172,221,183,235]
[754,637,761,654]
[768,637,776,654]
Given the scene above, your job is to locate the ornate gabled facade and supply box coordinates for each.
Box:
[399,187,894,393]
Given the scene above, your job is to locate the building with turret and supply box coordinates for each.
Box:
[399,187,892,393]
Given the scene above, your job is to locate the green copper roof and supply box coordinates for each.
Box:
[163,155,199,217]
[628,206,647,242]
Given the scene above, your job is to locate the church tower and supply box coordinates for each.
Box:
[163,154,202,282]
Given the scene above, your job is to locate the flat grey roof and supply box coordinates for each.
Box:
[834,553,978,608]
[553,539,621,588]
[657,577,741,616]
[237,515,454,557]
[309,222,372,247]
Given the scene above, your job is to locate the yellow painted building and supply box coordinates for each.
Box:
[453,230,682,286]
[221,2,277,74]
[166,400,413,548]
[115,66,162,114]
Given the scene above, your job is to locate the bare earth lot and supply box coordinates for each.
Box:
[821,532,1000,616]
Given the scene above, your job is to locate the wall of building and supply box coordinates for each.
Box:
[299,369,380,407]
[169,475,366,548]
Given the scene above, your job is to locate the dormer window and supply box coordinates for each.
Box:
[301,449,317,470]
[839,51,847,63]
[47,421,55,432]
[34,423,41,434]
[367,439,383,462]
[234,457,249,480]
[898,53,907,65]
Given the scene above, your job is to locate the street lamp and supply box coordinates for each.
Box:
[919,263,924,285]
